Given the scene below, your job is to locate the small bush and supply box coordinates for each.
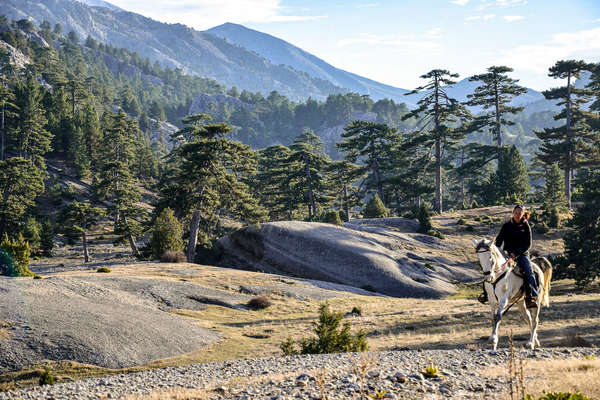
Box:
[0,233,33,276]
[350,306,362,316]
[33,274,43,279]
[96,267,111,273]
[456,218,466,225]
[417,204,433,233]
[39,368,54,385]
[361,284,377,292]
[40,219,54,257]
[150,208,184,259]
[323,210,343,226]
[280,303,368,355]
[247,295,271,310]
[465,225,475,232]
[474,216,482,222]
[546,207,561,228]
[363,193,389,219]
[160,250,186,263]
[522,393,590,400]
[23,217,41,252]
[423,363,440,378]
[424,263,433,270]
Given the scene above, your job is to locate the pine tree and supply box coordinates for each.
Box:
[77,104,102,171]
[149,207,184,259]
[402,69,471,213]
[23,216,41,253]
[327,160,365,222]
[59,201,104,263]
[40,219,54,257]
[495,145,530,203]
[12,76,52,169]
[288,128,331,219]
[0,157,44,234]
[0,82,18,161]
[363,193,389,218]
[95,111,143,257]
[541,163,566,227]
[466,66,527,148]
[561,172,600,288]
[337,121,398,205]
[0,233,32,276]
[161,114,266,262]
[535,60,599,209]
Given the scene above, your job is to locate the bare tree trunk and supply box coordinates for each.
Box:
[304,154,316,218]
[565,71,572,210]
[82,215,89,263]
[187,209,201,263]
[121,212,140,257]
[343,184,349,222]
[494,76,502,148]
[434,75,442,214]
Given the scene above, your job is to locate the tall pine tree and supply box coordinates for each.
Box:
[535,60,599,209]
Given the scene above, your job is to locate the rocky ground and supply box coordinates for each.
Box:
[1,348,597,399]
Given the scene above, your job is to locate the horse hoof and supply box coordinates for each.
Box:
[526,342,535,350]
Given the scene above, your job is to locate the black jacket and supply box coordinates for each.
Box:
[495,218,531,256]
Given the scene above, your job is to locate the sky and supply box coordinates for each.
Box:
[104,0,600,91]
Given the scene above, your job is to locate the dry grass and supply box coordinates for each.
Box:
[486,357,600,399]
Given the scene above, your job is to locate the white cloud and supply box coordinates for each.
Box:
[504,15,525,22]
[465,14,495,22]
[425,27,442,38]
[479,0,527,9]
[450,0,470,5]
[500,27,600,76]
[108,0,326,29]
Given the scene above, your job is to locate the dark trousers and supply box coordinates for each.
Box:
[516,255,538,299]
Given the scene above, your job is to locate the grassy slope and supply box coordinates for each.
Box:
[2,205,598,391]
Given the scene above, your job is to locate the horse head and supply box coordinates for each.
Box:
[471,238,502,283]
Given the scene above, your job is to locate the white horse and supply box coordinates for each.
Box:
[471,238,552,350]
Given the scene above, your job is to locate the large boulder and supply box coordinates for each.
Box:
[217,221,476,298]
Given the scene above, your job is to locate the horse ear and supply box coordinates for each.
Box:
[471,238,479,247]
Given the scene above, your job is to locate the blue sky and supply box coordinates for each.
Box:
[106,0,600,91]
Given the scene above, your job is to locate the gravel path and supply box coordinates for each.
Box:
[1,348,597,399]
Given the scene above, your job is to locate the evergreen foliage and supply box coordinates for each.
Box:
[535,60,599,209]
[59,201,104,263]
[417,204,433,234]
[280,303,368,355]
[39,219,54,257]
[149,207,184,259]
[322,210,343,226]
[495,145,530,203]
[541,163,567,227]
[559,172,600,288]
[402,69,471,213]
[0,233,33,276]
[363,193,389,218]
[23,216,41,252]
[327,160,365,222]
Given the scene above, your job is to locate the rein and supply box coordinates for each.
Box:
[476,248,513,284]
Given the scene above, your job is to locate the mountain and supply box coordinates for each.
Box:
[76,0,122,11]
[205,23,412,103]
[0,0,344,101]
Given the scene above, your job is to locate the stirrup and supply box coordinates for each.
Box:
[525,297,537,309]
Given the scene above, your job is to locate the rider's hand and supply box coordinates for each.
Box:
[510,253,516,259]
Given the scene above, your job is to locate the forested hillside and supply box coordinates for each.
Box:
[1,16,600,287]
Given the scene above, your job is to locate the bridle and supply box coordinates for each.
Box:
[476,247,511,282]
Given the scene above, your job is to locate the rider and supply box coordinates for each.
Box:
[478,204,538,309]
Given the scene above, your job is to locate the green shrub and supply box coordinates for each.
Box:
[456,218,466,225]
[62,184,76,200]
[522,393,590,400]
[0,249,17,277]
[417,204,433,234]
[361,284,377,292]
[547,207,561,228]
[96,267,111,273]
[39,219,54,257]
[280,303,368,355]
[0,233,33,276]
[471,200,480,209]
[160,250,186,263]
[280,337,298,356]
[424,263,433,270]
[363,194,389,219]
[150,208,184,259]
[474,216,482,222]
[350,306,362,316]
[465,225,475,232]
[33,274,42,279]
[23,217,41,252]
[247,295,271,310]
[38,367,54,385]
[423,363,441,378]
[323,211,343,226]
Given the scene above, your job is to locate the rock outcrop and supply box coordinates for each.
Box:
[217,220,477,298]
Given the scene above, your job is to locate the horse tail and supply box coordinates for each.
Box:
[534,256,552,307]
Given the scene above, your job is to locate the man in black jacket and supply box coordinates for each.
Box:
[478,205,538,308]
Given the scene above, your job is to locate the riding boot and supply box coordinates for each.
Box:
[517,255,538,308]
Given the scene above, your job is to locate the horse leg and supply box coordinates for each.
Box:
[530,300,542,349]
[518,300,534,346]
[490,297,508,350]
